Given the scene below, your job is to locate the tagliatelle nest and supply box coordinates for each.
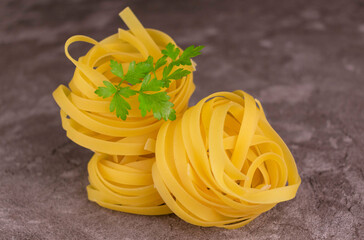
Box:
[152,91,301,229]
[53,8,194,214]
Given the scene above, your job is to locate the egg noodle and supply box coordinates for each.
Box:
[52,7,194,215]
[53,7,301,228]
[153,91,301,228]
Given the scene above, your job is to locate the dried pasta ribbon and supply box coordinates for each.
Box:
[52,7,195,214]
[153,90,301,229]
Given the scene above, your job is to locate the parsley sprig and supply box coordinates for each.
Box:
[95,43,204,121]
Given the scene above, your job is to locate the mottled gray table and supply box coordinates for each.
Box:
[1,0,363,239]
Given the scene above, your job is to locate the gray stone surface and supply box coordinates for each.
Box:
[1,0,363,239]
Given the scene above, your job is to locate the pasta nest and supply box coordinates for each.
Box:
[52,8,195,215]
[152,90,301,228]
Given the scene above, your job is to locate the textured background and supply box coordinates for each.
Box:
[1,0,364,239]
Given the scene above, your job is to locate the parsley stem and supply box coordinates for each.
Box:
[116,79,124,88]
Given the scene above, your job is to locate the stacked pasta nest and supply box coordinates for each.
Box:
[53,7,301,229]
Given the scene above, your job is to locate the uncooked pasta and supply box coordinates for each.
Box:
[152,90,301,228]
[53,7,194,214]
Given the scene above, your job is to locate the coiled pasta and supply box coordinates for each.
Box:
[152,90,301,228]
[52,7,195,214]
[86,153,171,215]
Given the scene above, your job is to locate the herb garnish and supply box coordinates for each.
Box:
[95,43,204,120]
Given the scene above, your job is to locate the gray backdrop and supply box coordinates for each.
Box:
[1,0,363,239]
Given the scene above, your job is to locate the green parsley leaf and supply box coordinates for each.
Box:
[140,74,163,92]
[123,58,155,85]
[138,92,176,120]
[118,87,137,98]
[162,43,180,61]
[162,64,173,79]
[136,56,154,74]
[161,67,190,88]
[174,45,204,66]
[110,93,131,120]
[167,68,191,81]
[155,55,167,71]
[124,61,142,84]
[95,81,117,98]
[110,59,124,78]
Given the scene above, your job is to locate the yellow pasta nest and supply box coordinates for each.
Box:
[152,90,301,229]
[87,153,171,215]
[52,8,195,215]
